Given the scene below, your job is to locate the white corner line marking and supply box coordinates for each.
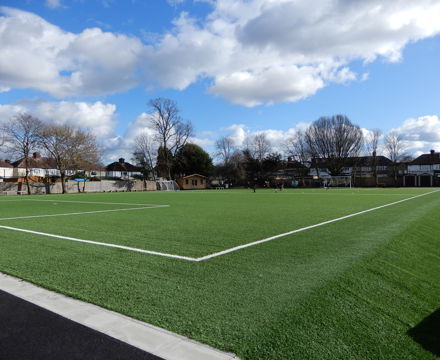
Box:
[194,189,440,262]
[0,190,438,262]
[21,199,166,207]
[0,224,198,262]
[0,205,169,222]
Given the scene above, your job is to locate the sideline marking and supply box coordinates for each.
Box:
[23,199,166,207]
[196,190,440,261]
[0,225,197,261]
[0,190,438,261]
[0,205,169,222]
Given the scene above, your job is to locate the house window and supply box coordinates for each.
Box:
[195,180,198,186]
[185,179,189,185]
[201,179,204,184]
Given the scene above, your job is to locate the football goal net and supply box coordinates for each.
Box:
[326,176,352,188]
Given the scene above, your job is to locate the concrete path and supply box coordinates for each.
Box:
[0,272,239,360]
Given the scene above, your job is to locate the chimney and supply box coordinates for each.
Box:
[33,152,41,159]
[430,149,435,155]
[118,158,125,164]
[372,150,376,157]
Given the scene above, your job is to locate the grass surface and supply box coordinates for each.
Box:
[0,188,439,359]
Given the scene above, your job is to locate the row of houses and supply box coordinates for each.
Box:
[1,150,439,188]
[0,152,208,190]
[0,153,143,181]
[276,150,440,187]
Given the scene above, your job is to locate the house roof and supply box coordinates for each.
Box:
[409,151,440,165]
[12,153,58,169]
[311,155,393,168]
[0,160,13,168]
[106,159,141,172]
[285,159,307,169]
[178,174,207,179]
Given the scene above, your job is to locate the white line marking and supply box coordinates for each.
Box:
[0,205,169,221]
[22,199,165,207]
[0,190,437,261]
[195,189,440,261]
[0,225,198,262]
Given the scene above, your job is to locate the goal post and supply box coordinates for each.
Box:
[326,176,352,188]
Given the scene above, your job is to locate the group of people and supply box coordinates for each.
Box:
[251,182,284,192]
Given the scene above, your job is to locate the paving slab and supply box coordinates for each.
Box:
[0,272,239,360]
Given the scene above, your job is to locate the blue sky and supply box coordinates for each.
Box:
[1,0,440,162]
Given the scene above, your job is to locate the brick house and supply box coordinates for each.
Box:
[405,150,440,187]
[12,152,60,180]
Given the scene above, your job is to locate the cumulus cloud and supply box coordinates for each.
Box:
[390,115,440,155]
[145,0,440,106]
[2,2,440,105]
[210,65,325,106]
[0,7,143,97]
[221,123,304,154]
[0,100,117,142]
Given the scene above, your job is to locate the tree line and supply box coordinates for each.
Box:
[1,97,408,192]
[1,114,100,194]
[214,114,407,187]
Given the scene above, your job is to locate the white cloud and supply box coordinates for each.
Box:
[2,2,440,105]
[45,0,62,9]
[210,65,324,106]
[0,100,117,141]
[189,137,215,147]
[0,100,120,162]
[0,7,143,97]
[145,0,440,106]
[222,123,304,153]
[390,115,440,155]
[167,0,185,6]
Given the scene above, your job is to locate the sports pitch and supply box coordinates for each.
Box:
[0,188,439,359]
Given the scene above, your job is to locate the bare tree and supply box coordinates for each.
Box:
[215,136,235,166]
[133,132,158,181]
[305,115,363,176]
[284,130,310,165]
[38,124,100,194]
[365,129,382,185]
[1,113,43,194]
[148,98,193,179]
[248,133,272,162]
[384,131,405,185]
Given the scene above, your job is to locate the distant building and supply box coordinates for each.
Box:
[12,152,60,180]
[310,155,393,179]
[405,150,440,187]
[0,160,13,180]
[176,174,207,190]
[105,158,142,179]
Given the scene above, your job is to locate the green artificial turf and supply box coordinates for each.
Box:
[0,188,439,359]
